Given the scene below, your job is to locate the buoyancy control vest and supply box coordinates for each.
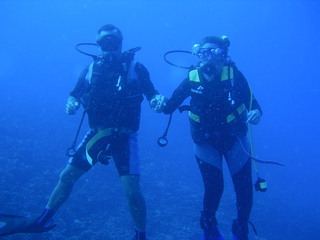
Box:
[81,58,144,130]
[188,62,248,145]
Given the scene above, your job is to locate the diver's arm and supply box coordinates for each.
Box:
[237,70,262,114]
[135,62,158,101]
[66,67,88,115]
[251,95,262,114]
[69,67,88,100]
[247,93,262,124]
[237,70,262,124]
[162,78,190,114]
[135,62,168,112]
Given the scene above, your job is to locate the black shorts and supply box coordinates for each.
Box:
[68,128,140,176]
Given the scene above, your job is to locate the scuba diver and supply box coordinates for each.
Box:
[0,24,166,240]
[162,36,262,240]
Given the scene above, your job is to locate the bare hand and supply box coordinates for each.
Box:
[149,94,167,113]
[246,109,261,125]
[66,97,80,115]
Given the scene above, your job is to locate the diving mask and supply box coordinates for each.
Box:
[199,47,223,57]
[97,35,121,51]
[192,44,223,59]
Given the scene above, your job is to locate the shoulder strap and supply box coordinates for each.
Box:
[85,62,94,84]
[189,69,201,82]
[221,65,234,81]
[125,60,138,84]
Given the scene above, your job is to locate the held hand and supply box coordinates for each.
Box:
[246,109,261,125]
[149,94,167,113]
[66,96,80,115]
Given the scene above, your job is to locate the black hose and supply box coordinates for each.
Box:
[75,43,99,60]
[157,114,173,147]
[66,111,86,157]
[235,134,285,167]
[163,50,194,69]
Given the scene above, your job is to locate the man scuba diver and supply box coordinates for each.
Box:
[162,35,262,240]
[59,24,166,240]
[0,24,166,240]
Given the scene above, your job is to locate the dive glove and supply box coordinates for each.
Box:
[66,96,80,115]
[149,94,167,113]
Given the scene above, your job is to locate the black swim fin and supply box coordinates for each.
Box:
[0,214,55,237]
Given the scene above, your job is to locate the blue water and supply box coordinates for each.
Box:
[1,0,319,239]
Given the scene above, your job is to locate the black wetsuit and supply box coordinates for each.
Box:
[163,62,262,231]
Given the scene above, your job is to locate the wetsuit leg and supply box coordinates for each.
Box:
[225,135,253,238]
[197,156,224,215]
[232,159,252,224]
[194,141,223,216]
[196,156,224,239]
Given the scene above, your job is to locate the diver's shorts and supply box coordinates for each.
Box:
[68,129,140,176]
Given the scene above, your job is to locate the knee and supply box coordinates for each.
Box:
[59,172,73,186]
[59,166,82,185]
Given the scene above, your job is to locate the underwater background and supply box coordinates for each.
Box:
[1,0,319,239]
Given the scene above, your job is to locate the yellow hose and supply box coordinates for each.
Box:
[248,85,259,173]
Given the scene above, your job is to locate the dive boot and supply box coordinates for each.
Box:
[200,211,224,240]
[202,226,224,240]
[132,228,148,240]
[232,219,248,240]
